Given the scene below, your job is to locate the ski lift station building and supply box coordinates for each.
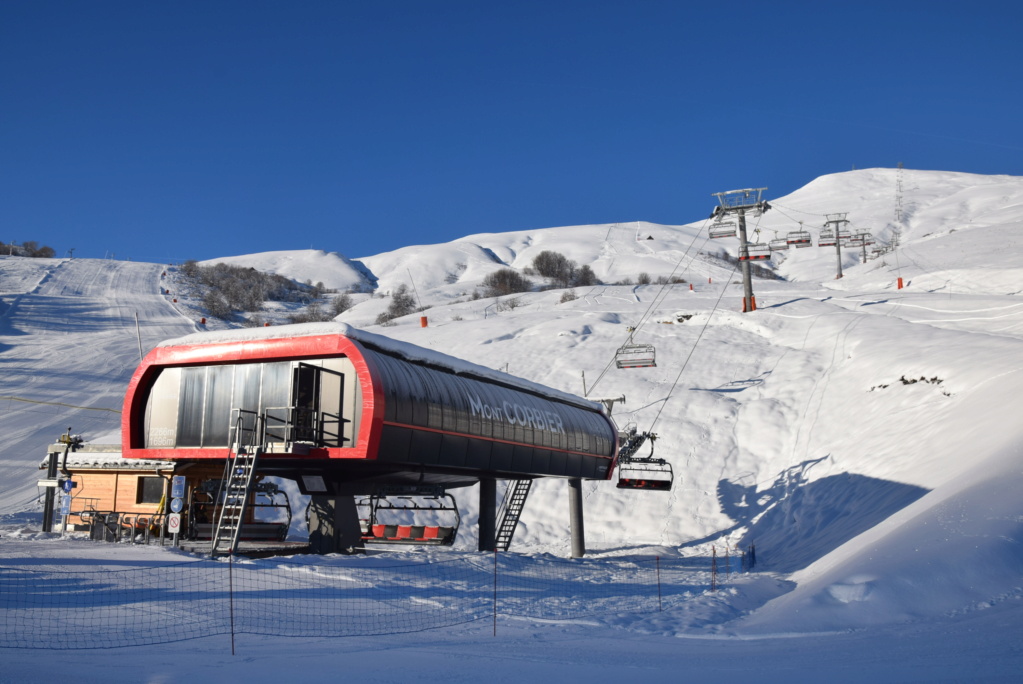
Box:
[116,322,619,554]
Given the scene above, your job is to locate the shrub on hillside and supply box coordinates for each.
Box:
[532,250,572,281]
[1,240,56,258]
[375,284,419,325]
[481,269,532,297]
[572,264,598,287]
[180,260,321,321]
[530,250,599,288]
[288,301,336,324]
[330,293,354,316]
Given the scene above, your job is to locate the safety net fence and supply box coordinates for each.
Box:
[0,552,746,649]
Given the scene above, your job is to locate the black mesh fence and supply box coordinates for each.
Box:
[0,551,744,650]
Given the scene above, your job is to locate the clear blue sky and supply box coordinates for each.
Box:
[3,1,1021,263]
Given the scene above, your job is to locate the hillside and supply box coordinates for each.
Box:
[1,167,1021,647]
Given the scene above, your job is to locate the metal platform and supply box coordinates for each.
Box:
[178,539,312,559]
[713,187,768,211]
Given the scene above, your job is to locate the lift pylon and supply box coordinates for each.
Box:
[710,188,771,313]
[823,213,850,279]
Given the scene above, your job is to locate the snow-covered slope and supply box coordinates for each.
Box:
[199,249,375,292]
[0,258,199,515]
[2,168,1021,642]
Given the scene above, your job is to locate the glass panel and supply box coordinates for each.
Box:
[144,367,180,448]
[177,367,206,447]
[136,477,164,504]
[318,367,344,447]
[324,357,359,446]
[293,364,319,443]
[261,362,290,412]
[231,362,262,444]
[201,365,234,447]
[261,362,291,443]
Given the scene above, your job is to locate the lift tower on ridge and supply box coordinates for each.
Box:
[824,213,850,280]
[711,187,770,313]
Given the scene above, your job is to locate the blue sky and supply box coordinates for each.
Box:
[2,1,1021,263]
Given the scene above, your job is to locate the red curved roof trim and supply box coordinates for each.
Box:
[121,334,384,461]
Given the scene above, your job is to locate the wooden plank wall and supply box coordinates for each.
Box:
[66,471,165,525]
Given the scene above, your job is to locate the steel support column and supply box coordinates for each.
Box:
[478,478,497,552]
[569,477,585,558]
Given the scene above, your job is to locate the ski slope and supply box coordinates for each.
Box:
[1,168,1021,680]
[0,258,199,517]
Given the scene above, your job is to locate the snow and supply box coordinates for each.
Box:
[2,168,1022,680]
[199,249,374,292]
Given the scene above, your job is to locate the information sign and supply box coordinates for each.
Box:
[167,513,181,534]
[60,493,72,516]
[170,497,184,514]
[61,479,74,493]
[171,476,186,499]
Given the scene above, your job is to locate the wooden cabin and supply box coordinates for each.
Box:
[40,443,289,541]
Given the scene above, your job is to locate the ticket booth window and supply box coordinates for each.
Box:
[137,477,164,504]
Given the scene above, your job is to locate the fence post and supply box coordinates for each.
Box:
[711,546,717,592]
[656,556,662,612]
[229,553,236,656]
[493,549,498,637]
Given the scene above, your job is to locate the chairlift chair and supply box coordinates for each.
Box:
[615,327,656,369]
[708,220,737,239]
[739,243,771,261]
[769,238,789,251]
[357,493,461,546]
[616,433,673,491]
[188,479,292,542]
[615,343,656,369]
[818,228,837,247]
[786,230,813,248]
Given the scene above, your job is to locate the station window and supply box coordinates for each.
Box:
[136,477,164,504]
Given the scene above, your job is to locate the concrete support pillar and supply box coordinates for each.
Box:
[478,478,496,552]
[568,477,585,558]
[307,494,364,555]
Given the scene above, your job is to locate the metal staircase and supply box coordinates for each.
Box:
[495,479,532,552]
[210,440,262,557]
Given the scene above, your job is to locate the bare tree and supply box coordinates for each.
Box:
[532,250,571,280]
[330,293,353,316]
[572,264,598,286]
[375,284,418,324]
[482,269,532,297]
